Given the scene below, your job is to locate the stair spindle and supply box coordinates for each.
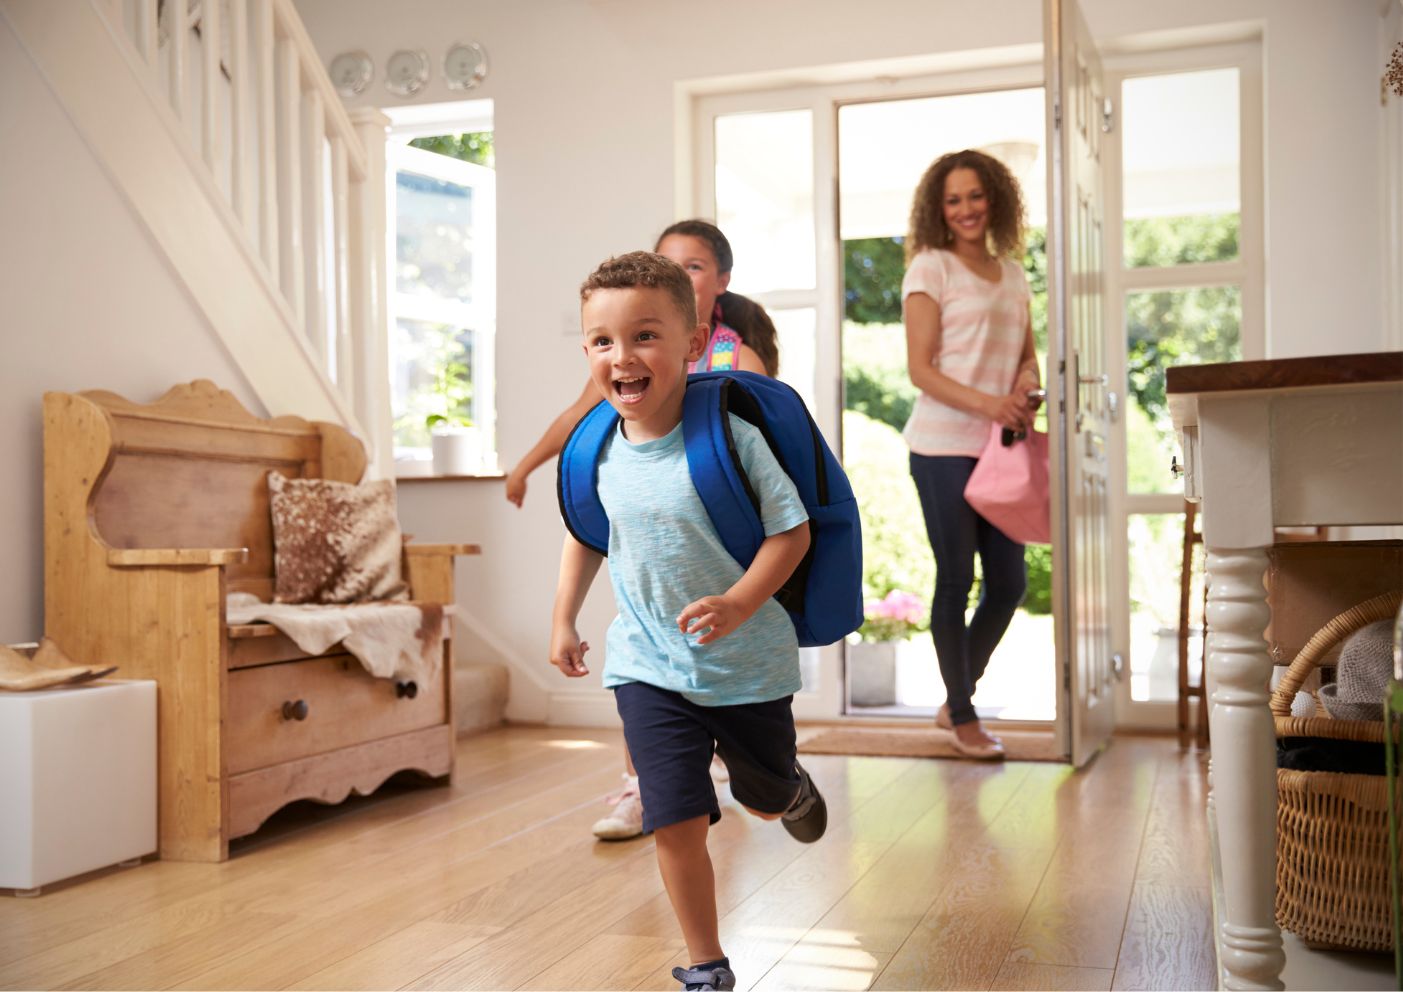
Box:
[254,0,278,273]
[302,86,328,368]
[331,135,353,393]
[199,0,221,170]
[227,0,251,230]
[275,32,305,327]
[168,0,187,119]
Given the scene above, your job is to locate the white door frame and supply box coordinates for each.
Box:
[682,64,1043,721]
[1101,40,1264,730]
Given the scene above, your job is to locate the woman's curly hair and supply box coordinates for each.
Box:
[906,149,1025,262]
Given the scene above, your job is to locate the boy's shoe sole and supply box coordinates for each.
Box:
[781,762,827,843]
[672,964,736,991]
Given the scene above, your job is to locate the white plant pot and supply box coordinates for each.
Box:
[431,426,481,475]
[848,640,899,707]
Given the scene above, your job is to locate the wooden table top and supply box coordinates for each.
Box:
[1166,351,1403,395]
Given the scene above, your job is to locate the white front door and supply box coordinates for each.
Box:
[1046,0,1116,765]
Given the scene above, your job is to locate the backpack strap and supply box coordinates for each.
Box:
[556,399,618,556]
[681,376,767,567]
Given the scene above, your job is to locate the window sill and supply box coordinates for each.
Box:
[396,471,506,483]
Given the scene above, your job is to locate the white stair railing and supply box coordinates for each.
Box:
[95,0,388,449]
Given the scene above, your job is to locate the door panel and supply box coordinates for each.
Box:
[1046,0,1114,765]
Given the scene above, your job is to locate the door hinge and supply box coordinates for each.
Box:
[1054,100,1062,129]
[1101,97,1115,134]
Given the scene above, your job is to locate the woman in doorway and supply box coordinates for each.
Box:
[505,219,781,838]
[901,149,1040,760]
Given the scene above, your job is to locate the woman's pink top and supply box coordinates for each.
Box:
[901,248,1030,457]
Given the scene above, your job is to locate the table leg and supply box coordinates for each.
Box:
[1206,545,1285,990]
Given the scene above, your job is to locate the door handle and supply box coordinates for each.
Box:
[1078,373,1108,386]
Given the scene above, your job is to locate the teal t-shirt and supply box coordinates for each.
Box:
[597,414,809,706]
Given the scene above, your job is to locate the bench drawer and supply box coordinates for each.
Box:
[227,655,445,774]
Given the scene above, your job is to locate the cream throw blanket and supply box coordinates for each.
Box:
[226,592,450,684]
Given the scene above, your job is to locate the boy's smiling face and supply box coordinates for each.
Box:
[582,286,708,442]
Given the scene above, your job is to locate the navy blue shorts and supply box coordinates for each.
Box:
[613,681,802,834]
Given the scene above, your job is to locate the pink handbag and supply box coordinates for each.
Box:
[963,421,1051,545]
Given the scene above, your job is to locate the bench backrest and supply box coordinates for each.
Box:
[50,381,366,601]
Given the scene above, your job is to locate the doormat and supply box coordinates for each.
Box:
[798,726,1063,762]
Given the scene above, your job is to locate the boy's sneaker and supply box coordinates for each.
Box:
[781,762,827,843]
[592,773,644,840]
[672,960,736,991]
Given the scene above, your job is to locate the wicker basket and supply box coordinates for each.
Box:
[1269,589,1402,952]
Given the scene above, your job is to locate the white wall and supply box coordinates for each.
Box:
[0,16,261,644]
[290,0,1388,724]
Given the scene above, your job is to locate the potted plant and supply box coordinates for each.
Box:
[848,590,927,706]
[426,356,479,475]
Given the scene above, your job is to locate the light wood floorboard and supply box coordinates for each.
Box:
[0,727,1214,992]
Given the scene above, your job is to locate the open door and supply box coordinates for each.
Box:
[1046,0,1115,765]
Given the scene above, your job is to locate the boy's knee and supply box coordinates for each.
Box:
[653,814,711,846]
[742,804,782,821]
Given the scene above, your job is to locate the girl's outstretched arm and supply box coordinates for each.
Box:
[505,380,602,506]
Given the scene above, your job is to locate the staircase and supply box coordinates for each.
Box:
[5,0,510,731]
[3,0,392,473]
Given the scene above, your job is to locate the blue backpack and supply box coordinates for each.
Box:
[557,370,863,647]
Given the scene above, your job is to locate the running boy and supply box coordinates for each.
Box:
[550,252,826,992]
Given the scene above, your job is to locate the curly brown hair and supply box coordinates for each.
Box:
[580,251,697,328]
[906,149,1025,261]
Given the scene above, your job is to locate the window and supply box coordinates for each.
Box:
[1112,60,1261,707]
[388,120,496,475]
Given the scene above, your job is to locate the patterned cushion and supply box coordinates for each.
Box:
[268,471,408,604]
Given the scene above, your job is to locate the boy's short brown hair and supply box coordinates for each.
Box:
[580,251,698,328]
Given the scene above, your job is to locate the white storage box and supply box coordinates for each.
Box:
[0,680,157,892]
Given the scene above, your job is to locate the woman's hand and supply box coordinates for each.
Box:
[1014,365,1041,396]
[984,391,1031,431]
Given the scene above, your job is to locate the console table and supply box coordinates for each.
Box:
[1168,352,1403,990]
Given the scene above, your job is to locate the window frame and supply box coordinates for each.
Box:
[385,107,497,475]
[1103,41,1264,727]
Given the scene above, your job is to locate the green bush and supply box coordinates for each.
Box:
[842,322,915,434]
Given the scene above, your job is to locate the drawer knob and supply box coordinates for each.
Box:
[281,699,309,721]
[396,680,419,700]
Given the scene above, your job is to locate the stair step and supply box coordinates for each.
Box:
[453,662,509,738]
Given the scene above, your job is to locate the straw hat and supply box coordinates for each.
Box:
[1318,620,1394,722]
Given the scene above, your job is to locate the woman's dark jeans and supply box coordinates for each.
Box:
[909,453,1027,726]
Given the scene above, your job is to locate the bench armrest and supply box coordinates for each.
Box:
[404,543,481,557]
[107,547,250,567]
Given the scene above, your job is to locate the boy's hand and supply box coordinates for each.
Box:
[677,595,750,646]
[550,626,590,677]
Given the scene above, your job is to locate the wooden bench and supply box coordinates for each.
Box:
[43,380,479,862]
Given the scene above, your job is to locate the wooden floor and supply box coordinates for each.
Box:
[0,726,1215,991]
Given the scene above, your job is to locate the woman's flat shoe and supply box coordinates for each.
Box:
[935,704,953,730]
[950,734,1006,760]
